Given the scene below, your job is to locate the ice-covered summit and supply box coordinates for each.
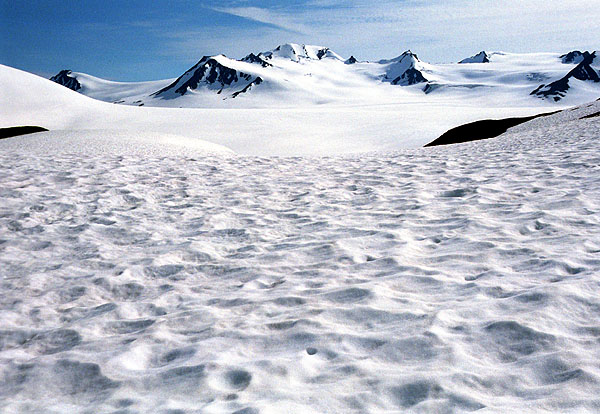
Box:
[261,43,343,62]
[382,50,428,86]
[459,51,490,63]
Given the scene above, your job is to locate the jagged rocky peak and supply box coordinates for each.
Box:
[532,51,599,101]
[152,55,257,98]
[382,50,428,86]
[459,51,490,64]
[262,43,343,62]
[50,70,81,91]
[240,53,272,67]
[345,56,358,65]
[568,52,599,81]
[560,50,585,64]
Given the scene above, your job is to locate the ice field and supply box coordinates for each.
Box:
[1,101,599,413]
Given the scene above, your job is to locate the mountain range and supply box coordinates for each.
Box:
[49,44,600,108]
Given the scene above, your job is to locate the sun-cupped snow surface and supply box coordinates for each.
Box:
[1,101,599,413]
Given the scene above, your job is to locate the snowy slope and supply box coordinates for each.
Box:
[49,45,600,108]
[1,100,599,414]
[50,70,174,104]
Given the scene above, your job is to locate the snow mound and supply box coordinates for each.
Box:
[0,130,234,156]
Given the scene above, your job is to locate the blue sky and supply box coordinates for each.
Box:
[1,0,599,81]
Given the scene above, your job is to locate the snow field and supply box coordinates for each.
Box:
[1,105,599,413]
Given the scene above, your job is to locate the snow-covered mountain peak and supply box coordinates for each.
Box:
[263,43,343,62]
[379,50,420,65]
[151,54,264,100]
[531,51,600,101]
[46,47,600,107]
[381,50,428,86]
[459,51,490,64]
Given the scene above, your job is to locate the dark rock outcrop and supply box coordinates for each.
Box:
[560,51,585,64]
[231,77,263,99]
[50,70,81,91]
[424,111,559,147]
[153,56,254,98]
[241,53,272,67]
[391,67,428,85]
[0,126,49,140]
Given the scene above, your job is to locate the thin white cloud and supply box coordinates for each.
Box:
[166,0,600,63]
[211,6,312,34]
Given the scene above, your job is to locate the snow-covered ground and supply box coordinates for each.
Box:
[1,99,599,413]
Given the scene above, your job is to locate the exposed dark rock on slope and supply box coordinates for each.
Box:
[424,111,558,147]
[231,77,263,99]
[392,67,427,85]
[152,56,255,98]
[531,52,599,101]
[0,126,49,139]
[580,111,600,119]
[50,70,81,91]
[241,53,272,67]
[560,51,585,64]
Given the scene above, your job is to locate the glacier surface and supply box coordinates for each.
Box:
[1,102,599,413]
